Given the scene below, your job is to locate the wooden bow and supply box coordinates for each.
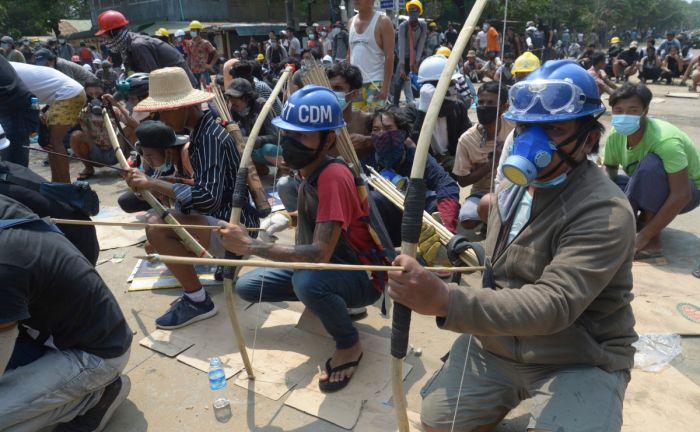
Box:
[390,1,488,430]
[103,108,255,378]
[224,65,295,379]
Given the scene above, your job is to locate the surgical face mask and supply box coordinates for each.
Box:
[281,135,322,169]
[59,39,66,44]
[308,34,316,40]
[611,114,641,136]
[334,91,352,110]
[176,37,183,43]
[373,130,407,168]
[320,32,327,37]
[476,105,498,125]
[1,43,8,50]
[190,31,198,38]
[531,173,567,188]
[482,24,489,31]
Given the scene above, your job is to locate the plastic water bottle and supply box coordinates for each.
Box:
[208,357,231,422]
[30,97,39,110]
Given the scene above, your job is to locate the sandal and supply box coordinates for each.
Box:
[318,352,363,393]
[634,250,667,265]
[692,266,700,279]
[78,168,94,180]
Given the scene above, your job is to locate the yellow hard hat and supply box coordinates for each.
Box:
[405,0,423,16]
[188,20,203,31]
[436,46,451,57]
[610,36,620,44]
[511,51,541,74]
[256,53,264,61]
[31,37,40,43]
[155,27,170,38]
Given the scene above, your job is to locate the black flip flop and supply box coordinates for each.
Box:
[318,353,363,393]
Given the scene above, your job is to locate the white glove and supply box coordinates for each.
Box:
[260,212,290,235]
[418,83,436,112]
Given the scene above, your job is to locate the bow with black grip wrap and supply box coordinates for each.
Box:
[223,65,295,380]
[390,1,489,430]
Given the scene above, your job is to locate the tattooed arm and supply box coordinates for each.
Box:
[219,220,342,263]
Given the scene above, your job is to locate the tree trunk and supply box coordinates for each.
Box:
[285,0,297,30]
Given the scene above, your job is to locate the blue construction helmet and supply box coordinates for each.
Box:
[272,85,346,132]
[503,60,605,124]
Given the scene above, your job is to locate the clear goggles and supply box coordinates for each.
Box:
[508,79,600,115]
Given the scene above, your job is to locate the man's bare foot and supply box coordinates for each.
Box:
[319,342,363,384]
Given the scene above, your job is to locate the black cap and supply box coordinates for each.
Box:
[225,78,254,98]
[135,120,189,149]
[34,48,56,66]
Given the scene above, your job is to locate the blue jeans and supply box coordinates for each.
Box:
[0,107,40,167]
[0,336,129,431]
[236,268,381,349]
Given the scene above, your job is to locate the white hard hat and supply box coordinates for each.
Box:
[322,54,333,63]
[175,29,185,37]
[0,124,10,151]
[417,55,448,83]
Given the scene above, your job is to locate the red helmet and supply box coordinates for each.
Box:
[95,10,129,36]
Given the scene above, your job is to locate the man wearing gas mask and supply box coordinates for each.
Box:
[386,60,637,432]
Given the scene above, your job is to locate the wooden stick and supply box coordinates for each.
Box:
[24,146,129,173]
[49,218,263,231]
[138,254,485,273]
[102,109,211,258]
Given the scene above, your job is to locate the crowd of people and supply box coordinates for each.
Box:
[2,2,700,431]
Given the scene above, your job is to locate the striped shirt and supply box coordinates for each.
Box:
[173,111,259,228]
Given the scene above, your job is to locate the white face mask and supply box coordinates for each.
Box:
[190,31,198,38]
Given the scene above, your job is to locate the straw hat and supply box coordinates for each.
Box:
[134,67,213,112]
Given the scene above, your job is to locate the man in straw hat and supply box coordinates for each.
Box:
[125,67,259,330]
[219,86,390,393]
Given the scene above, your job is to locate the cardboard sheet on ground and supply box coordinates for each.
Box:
[127,259,220,291]
[174,298,303,385]
[354,401,424,432]
[283,309,414,429]
[94,208,147,250]
[285,349,413,430]
[631,267,700,335]
[139,329,194,357]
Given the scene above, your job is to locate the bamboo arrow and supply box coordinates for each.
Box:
[391,2,489,431]
[138,254,485,273]
[49,218,263,231]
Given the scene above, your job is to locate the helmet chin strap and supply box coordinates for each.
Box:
[536,117,599,181]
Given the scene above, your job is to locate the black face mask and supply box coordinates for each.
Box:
[281,135,323,170]
[476,105,498,126]
[536,120,597,179]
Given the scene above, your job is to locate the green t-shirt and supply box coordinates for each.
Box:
[604,117,700,188]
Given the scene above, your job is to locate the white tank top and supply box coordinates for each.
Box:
[349,11,385,84]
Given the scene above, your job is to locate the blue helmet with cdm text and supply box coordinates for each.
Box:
[272,85,346,132]
[503,60,606,124]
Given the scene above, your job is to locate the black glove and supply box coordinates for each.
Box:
[446,234,485,266]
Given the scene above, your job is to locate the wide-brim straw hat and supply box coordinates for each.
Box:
[134,67,213,112]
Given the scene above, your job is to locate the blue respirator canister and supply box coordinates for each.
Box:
[502,125,556,186]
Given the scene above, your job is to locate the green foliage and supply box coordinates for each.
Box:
[437,0,700,32]
[0,0,90,38]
